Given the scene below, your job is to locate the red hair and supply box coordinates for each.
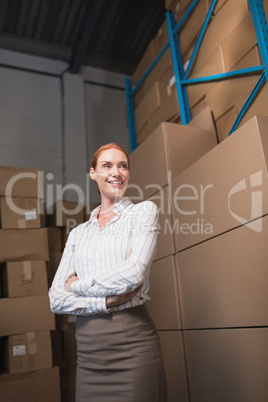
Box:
[90,143,129,170]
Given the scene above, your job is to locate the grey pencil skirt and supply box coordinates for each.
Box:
[75,304,167,402]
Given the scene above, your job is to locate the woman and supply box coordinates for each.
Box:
[49,143,167,402]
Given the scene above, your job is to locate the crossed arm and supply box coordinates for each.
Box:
[49,201,159,315]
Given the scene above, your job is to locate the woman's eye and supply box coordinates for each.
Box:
[120,164,128,169]
[104,164,110,169]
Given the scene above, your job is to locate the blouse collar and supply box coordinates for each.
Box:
[89,197,133,223]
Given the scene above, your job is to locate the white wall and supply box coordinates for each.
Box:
[0,49,129,206]
[82,65,129,203]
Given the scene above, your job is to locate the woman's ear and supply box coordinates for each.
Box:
[89,167,96,181]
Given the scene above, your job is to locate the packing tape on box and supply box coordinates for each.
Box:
[22,261,32,282]
[167,75,176,97]
[175,2,181,12]
[167,85,172,97]
[169,75,176,87]
[26,332,37,354]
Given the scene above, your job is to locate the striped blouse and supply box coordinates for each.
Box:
[48,197,159,316]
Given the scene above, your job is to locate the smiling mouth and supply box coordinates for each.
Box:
[108,181,124,185]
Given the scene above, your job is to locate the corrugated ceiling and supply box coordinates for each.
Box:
[0,0,166,75]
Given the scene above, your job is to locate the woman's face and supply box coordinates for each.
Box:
[90,148,130,202]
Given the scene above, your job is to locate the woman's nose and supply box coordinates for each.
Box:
[111,166,120,176]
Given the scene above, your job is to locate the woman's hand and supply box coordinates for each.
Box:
[106,284,143,308]
[64,275,79,292]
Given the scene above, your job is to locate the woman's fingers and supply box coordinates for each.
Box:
[106,283,143,308]
[64,275,79,292]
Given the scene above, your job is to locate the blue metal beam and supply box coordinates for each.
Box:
[131,42,169,95]
[184,0,218,78]
[125,0,268,150]
[166,11,190,125]
[173,0,200,34]
[248,0,268,84]
[181,66,264,85]
[125,77,137,152]
[228,72,266,135]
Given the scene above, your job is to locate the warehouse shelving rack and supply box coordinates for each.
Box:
[125,0,268,152]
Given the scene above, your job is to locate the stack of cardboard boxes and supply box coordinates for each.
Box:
[133,0,268,144]
[127,113,268,401]
[0,190,95,402]
[0,166,60,402]
[126,110,218,402]
[172,115,268,401]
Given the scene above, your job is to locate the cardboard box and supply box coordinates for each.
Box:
[5,331,52,374]
[0,197,41,229]
[206,42,261,122]
[165,0,191,16]
[0,166,44,199]
[134,49,172,108]
[164,0,181,13]
[207,0,228,15]
[148,88,180,132]
[0,366,61,402]
[171,116,268,251]
[126,121,217,200]
[222,12,257,71]
[178,0,209,57]
[186,45,225,108]
[134,82,161,132]
[215,106,237,142]
[189,96,208,119]
[207,45,262,124]
[132,40,156,86]
[206,73,259,120]
[176,215,268,329]
[191,0,249,71]
[233,46,266,127]
[149,185,175,260]
[136,121,151,145]
[147,255,182,330]
[1,260,48,298]
[0,295,55,337]
[184,328,268,402]
[236,84,268,130]
[0,228,49,262]
[188,105,216,135]
[154,20,169,56]
[264,0,268,17]
[47,200,85,228]
[158,331,190,402]
[158,64,175,104]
